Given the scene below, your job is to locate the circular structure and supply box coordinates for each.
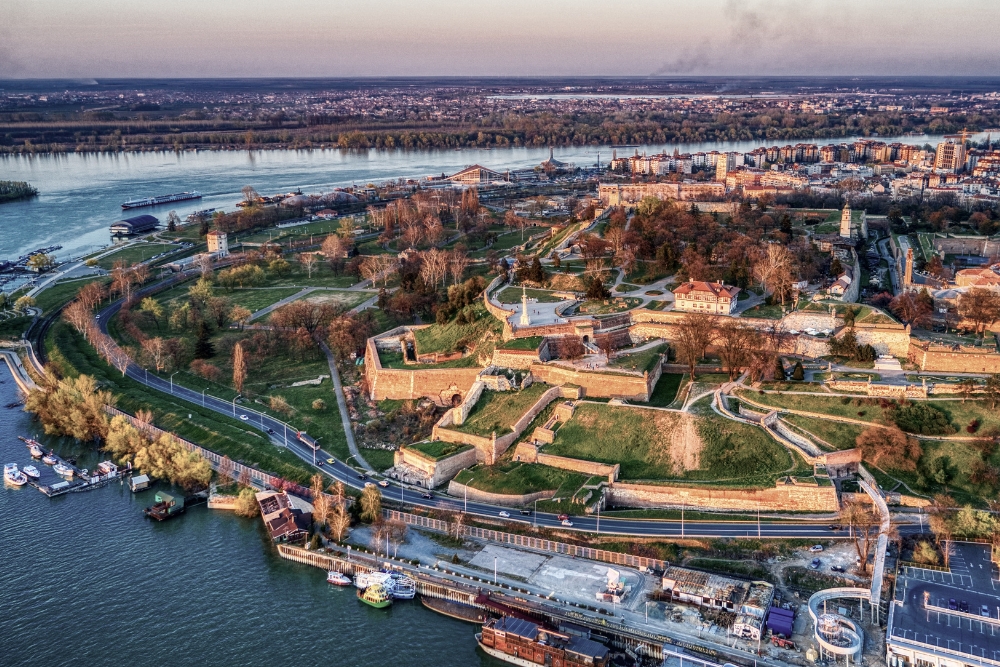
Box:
[807,588,869,664]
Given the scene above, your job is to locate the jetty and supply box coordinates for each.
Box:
[20,441,130,497]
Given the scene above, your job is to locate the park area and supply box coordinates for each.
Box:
[451,383,549,437]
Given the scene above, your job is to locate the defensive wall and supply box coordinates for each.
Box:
[446,480,557,507]
[512,442,619,484]
[932,235,1000,258]
[528,362,656,401]
[490,346,545,369]
[908,340,1000,373]
[606,479,840,513]
[364,338,482,403]
[394,444,479,488]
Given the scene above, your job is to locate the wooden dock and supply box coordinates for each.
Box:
[22,441,129,497]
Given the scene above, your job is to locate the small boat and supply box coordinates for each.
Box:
[42,452,58,465]
[53,463,74,478]
[327,571,352,586]
[4,463,28,486]
[388,572,416,599]
[21,465,40,480]
[357,583,393,609]
[29,444,44,459]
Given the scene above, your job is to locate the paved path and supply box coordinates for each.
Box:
[319,340,372,471]
[247,285,379,322]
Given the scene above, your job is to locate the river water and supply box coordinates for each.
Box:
[0,364,500,667]
[0,133,959,263]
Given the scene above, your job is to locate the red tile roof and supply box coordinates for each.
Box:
[673,281,740,299]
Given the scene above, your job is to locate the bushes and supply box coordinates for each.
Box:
[890,402,955,435]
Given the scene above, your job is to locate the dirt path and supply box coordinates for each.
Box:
[669,412,702,471]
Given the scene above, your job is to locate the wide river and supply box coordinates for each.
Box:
[0,134,962,262]
[0,364,503,667]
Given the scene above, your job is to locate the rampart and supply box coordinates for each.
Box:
[606,480,840,512]
[529,363,654,401]
[933,235,1000,257]
[394,445,478,488]
[490,347,544,369]
[512,441,619,483]
[908,340,1000,373]
[364,338,481,403]
[446,480,556,507]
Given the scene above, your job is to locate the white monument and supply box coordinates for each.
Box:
[519,284,531,326]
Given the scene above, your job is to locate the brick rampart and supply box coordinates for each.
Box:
[606,481,840,512]
[491,347,543,369]
[908,340,1000,373]
[364,338,482,403]
[395,445,478,488]
[528,363,654,401]
[535,453,619,483]
[446,481,556,507]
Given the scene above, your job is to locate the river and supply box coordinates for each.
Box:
[0,133,962,263]
[0,364,501,667]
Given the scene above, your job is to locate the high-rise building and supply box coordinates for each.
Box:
[934,140,967,173]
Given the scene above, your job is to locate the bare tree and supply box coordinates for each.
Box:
[448,247,471,285]
[673,314,716,380]
[360,255,397,288]
[841,497,880,574]
[716,319,760,380]
[329,504,351,542]
[752,244,796,305]
[299,253,318,279]
[232,342,248,394]
[241,185,260,204]
[420,248,449,289]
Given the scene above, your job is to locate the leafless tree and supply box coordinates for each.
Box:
[716,319,760,380]
[449,248,471,285]
[673,314,716,380]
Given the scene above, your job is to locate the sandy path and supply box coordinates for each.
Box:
[669,413,702,472]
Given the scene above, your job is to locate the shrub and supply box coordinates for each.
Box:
[968,419,980,434]
[312,399,327,411]
[889,402,955,435]
[791,361,804,381]
[912,541,939,565]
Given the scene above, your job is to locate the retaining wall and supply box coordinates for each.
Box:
[446,480,556,507]
[395,445,479,488]
[365,338,482,403]
[529,363,653,401]
[909,340,1000,373]
[606,481,840,512]
[491,347,543,369]
[535,453,619,484]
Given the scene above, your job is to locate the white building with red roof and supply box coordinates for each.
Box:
[673,281,741,315]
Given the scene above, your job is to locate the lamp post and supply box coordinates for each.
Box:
[465,478,474,513]
[232,394,241,416]
[596,499,601,535]
[170,371,178,394]
[494,556,498,585]
[533,498,538,528]
[202,387,207,407]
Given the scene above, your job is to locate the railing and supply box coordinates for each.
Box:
[897,560,950,573]
[384,509,668,571]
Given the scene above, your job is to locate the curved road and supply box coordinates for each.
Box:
[92,285,869,540]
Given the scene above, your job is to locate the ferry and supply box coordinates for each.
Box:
[357,583,393,609]
[122,191,202,210]
[4,463,28,486]
[327,571,352,586]
[21,465,40,480]
[476,617,610,667]
[388,572,416,600]
[53,463,74,478]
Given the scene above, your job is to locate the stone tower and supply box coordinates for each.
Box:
[904,248,914,287]
[840,202,852,238]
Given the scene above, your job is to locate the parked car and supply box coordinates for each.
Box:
[983,605,991,618]
[561,519,574,527]
[498,511,510,518]
[809,545,824,552]
[949,598,957,610]
[557,514,569,521]
[809,558,821,570]
[960,601,970,613]
[830,565,845,573]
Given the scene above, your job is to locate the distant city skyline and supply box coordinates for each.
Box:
[1,0,998,79]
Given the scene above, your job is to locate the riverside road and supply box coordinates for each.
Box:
[90,287,895,541]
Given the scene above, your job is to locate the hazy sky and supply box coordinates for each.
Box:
[2,0,998,78]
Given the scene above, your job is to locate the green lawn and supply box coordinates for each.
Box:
[0,315,32,340]
[97,243,179,269]
[264,289,371,316]
[377,349,480,369]
[454,462,589,497]
[33,277,109,315]
[500,336,544,351]
[259,264,358,289]
[497,287,564,304]
[225,287,303,312]
[45,321,315,483]
[645,373,685,407]
[614,283,642,293]
[451,383,549,437]
[609,343,667,373]
[406,441,474,461]
[781,414,865,451]
[413,302,502,356]
[577,297,642,315]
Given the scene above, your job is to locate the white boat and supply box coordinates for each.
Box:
[388,573,416,599]
[42,452,58,465]
[21,465,40,480]
[327,571,352,586]
[4,463,28,486]
[354,571,393,590]
[29,444,44,458]
[53,463,74,478]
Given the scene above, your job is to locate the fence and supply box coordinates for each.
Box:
[385,509,668,571]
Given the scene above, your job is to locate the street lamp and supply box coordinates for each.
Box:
[596,500,601,535]
[170,371,178,394]
[202,387,207,407]
[533,498,538,528]
[465,478,474,513]
[494,556,498,585]
[232,394,241,416]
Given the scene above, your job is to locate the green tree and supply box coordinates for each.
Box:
[791,361,804,381]
[139,297,164,328]
[27,253,55,272]
[194,321,215,359]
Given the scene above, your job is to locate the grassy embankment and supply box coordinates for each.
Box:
[451,383,549,437]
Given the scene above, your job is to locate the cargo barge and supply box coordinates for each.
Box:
[122,191,202,210]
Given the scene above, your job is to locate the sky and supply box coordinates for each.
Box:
[1,0,998,78]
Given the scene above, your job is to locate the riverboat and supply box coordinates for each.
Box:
[144,491,185,521]
[21,465,40,480]
[357,583,393,609]
[327,571,352,586]
[122,191,202,210]
[388,572,416,599]
[4,463,28,486]
[476,617,610,667]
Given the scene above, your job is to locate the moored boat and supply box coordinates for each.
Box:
[53,463,74,477]
[29,444,44,458]
[42,452,58,465]
[21,465,40,480]
[4,463,28,486]
[476,617,610,667]
[357,583,393,609]
[388,572,416,599]
[327,571,352,586]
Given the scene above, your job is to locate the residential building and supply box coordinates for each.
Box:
[672,281,740,315]
[934,140,967,173]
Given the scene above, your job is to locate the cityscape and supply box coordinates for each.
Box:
[4,4,1000,667]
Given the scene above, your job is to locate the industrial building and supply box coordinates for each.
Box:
[110,214,159,235]
[662,567,775,640]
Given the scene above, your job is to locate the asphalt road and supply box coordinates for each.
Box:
[96,289,876,540]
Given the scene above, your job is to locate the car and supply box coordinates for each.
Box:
[326,458,335,465]
[809,545,824,552]
[949,599,957,610]
[378,480,389,488]
[561,519,573,527]
[498,511,510,518]
[830,565,845,573]
[960,601,970,613]
[557,514,569,521]
[519,509,532,515]
[421,492,433,499]
[828,525,842,531]
[239,414,249,421]
[809,558,821,570]
[357,473,367,480]
[364,482,375,489]
[266,428,274,434]
[316,460,324,466]
[983,605,991,618]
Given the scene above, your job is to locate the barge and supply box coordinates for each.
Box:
[122,191,202,210]
[477,617,610,667]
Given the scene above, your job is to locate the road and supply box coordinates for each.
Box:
[89,282,891,540]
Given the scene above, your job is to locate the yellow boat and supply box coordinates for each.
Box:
[357,583,393,609]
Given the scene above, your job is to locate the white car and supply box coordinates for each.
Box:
[378,480,389,488]
[498,511,510,518]
[239,414,249,421]
[561,519,573,527]
[809,544,824,552]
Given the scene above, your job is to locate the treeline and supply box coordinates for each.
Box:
[0,180,38,203]
[4,108,999,154]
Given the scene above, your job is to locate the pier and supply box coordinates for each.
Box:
[19,438,130,497]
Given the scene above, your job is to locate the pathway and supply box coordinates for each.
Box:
[247,285,379,322]
[319,340,372,471]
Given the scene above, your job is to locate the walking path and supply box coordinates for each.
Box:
[248,285,379,322]
[319,340,372,471]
